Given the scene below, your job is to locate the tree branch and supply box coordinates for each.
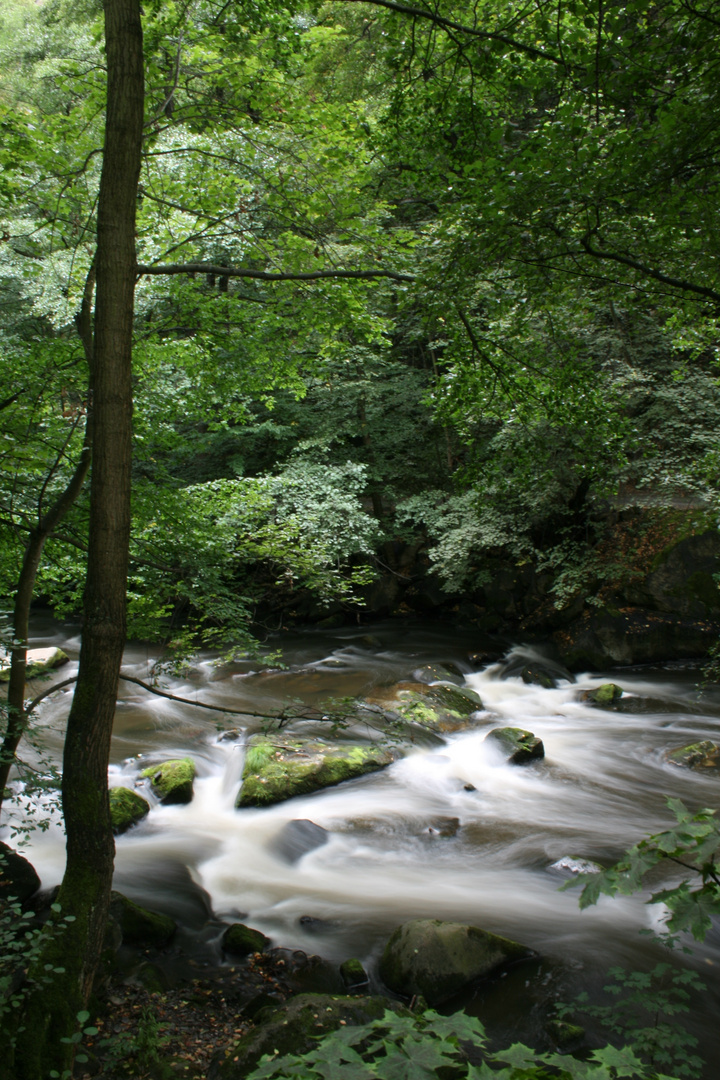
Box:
[579,235,720,304]
[137,262,415,283]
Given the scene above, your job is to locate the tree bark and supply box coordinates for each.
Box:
[5,2,144,1075]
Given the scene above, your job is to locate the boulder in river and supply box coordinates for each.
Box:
[109,890,177,947]
[270,819,329,863]
[499,655,574,686]
[0,842,41,904]
[141,757,195,804]
[366,681,483,735]
[666,740,720,770]
[222,922,270,957]
[0,646,69,683]
[412,663,464,686]
[207,993,411,1080]
[379,918,534,1005]
[237,736,396,808]
[485,727,545,764]
[109,786,150,834]
[580,683,624,707]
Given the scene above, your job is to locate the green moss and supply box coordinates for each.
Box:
[141,757,195,804]
[340,958,368,987]
[237,737,395,808]
[583,683,624,706]
[427,684,483,715]
[222,923,270,957]
[546,1019,585,1049]
[667,741,720,769]
[109,787,150,834]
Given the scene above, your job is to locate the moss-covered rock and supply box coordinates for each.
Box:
[581,683,624,707]
[237,737,396,808]
[546,1019,585,1050]
[0,646,69,683]
[109,891,177,947]
[340,958,368,988]
[379,919,534,1005]
[222,923,270,957]
[412,663,464,686]
[109,787,150,834]
[141,757,195,804]
[207,993,411,1080]
[367,680,483,735]
[0,842,41,903]
[666,741,720,769]
[485,727,545,764]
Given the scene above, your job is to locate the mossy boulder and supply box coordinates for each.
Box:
[666,741,720,769]
[222,923,270,957]
[0,842,41,903]
[207,993,411,1080]
[485,727,545,765]
[237,737,396,808]
[141,757,195,804]
[368,681,483,735]
[109,891,177,947]
[581,683,624,707]
[0,646,69,683]
[109,787,150,834]
[379,919,534,1005]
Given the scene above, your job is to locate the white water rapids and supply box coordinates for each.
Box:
[6,616,720,1066]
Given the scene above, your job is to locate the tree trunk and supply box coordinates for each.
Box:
[5,2,144,1075]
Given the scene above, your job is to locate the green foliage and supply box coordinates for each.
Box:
[557,965,704,1079]
[242,1006,675,1080]
[567,799,720,944]
[0,895,74,1033]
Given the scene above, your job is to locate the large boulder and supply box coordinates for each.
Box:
[141,757,195,804]
[553,606,720,670]
[0,646,69,683]
[109,891,177,947]
[0,842,41,904]
[222,922,270,957]
[365,681,483,736]
[237,737,396,808]
[208,993,411,1080]
[109,787,150,834]
[379,919,534,1005]
[485,727,544,764]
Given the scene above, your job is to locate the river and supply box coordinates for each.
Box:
[7,613,720,1073]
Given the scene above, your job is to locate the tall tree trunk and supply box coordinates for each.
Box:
[5,2,144,1076]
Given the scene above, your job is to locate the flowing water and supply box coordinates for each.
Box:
[7,614,720,1072]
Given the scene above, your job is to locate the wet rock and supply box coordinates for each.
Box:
[546,1019,585,1050]
[340,958,369,989]
[109,786,150,834]
[500,655,573,685]
[241,991,284,1019]
[426,817,460,837]
[666,740,720,769]
[412,663,464,686]
[109,891,177,947]
[141,757,195,804]
[547,856,603,879]
[282,950,344,994]
[379,918,534,1006]
[222,923,270,957]
[368,681,483,736]
[427,683,483,714]
[0,842,41,904]
[207,993,411,1080]
[485,727,545,765]
[270,819,329,863]
[0,646,69,683]
[237,736,396,808]
[580,683,624,707]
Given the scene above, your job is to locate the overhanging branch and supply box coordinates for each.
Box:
[137,262,415,283]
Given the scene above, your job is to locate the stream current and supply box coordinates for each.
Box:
[8,614,720,1070]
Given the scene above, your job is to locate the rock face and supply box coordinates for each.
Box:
[237,737,396,808]
[0,842,41,903]
[485,727,545,764]
[0,646,69,683]
[222,923,270,957]
[109,787,150,834]
[109,891,177,947]
[379,919,533,1005]
[141,757,195,804]
[208,993,411,1080]
[553,606,720,670]
[666,741,720,769]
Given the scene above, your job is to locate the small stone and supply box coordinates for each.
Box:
[340,958,369,988]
